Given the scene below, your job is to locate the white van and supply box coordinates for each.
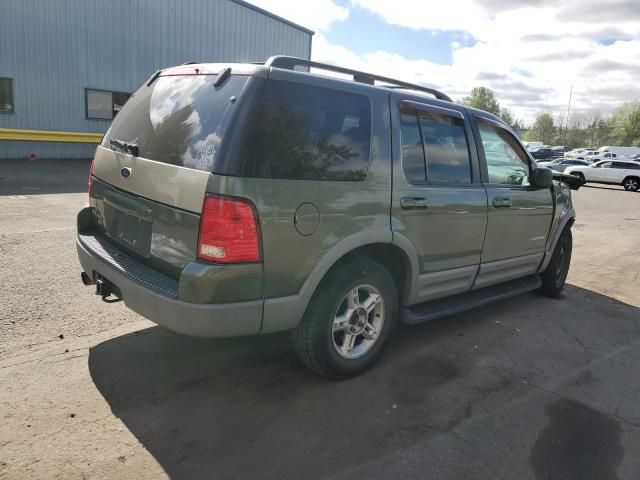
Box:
[598,146,640,158]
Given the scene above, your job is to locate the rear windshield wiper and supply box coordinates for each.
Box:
[214,67,232,87]
[110,138,139,157]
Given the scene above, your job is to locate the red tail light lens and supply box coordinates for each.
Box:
[197,194,261,263]
[88,159,95,200]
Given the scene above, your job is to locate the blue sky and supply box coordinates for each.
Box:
[323,3,475,64]
[249,0,640,123]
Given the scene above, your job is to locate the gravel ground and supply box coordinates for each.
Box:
[1,161,640,479]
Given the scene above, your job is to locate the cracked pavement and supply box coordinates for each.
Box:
[1,159,640,479]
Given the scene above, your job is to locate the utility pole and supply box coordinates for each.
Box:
[564,84,573,146]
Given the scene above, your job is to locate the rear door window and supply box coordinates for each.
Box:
[419,111,471,183]
[242,80,372,181]
[614,162,639,169]
[102,75,247,171]
[400,105,471,184]
[399,111,426,183]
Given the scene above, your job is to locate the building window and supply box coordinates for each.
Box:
[86,88,131,120]
[0,78,13,113]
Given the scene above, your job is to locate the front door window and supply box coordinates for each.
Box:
[476,119,530,186]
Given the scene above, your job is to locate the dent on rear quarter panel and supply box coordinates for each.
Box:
[91,146,210,213]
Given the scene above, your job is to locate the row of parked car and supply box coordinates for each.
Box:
[532,145,640,192]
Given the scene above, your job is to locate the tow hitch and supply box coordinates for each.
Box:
[81,272,122,303]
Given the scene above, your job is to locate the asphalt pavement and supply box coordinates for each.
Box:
[1,159,640,479]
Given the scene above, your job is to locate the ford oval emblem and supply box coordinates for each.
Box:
[120,167,132,179]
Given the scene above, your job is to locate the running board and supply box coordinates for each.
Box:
[402,275,542,325]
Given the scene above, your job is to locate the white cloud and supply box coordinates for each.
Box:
[245,0,348,32]
[248,0,640,123]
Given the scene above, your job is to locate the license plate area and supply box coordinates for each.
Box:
[103,199,153,257]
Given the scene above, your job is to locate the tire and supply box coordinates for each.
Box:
[622,176,640,192]
[291,257,398,379]
[572,172,585,183]
[538,228,572,297]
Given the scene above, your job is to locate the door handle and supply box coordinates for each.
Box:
[400,197,429,210]
[492,196,512,208]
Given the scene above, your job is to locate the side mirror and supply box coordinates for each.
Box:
[530,167,553,188]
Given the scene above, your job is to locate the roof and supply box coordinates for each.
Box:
[230,0,315,36]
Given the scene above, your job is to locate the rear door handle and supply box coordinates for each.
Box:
[493,196,512,208]
[400,197,429,210]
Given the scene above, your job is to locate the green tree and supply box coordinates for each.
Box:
[584,117,612,148]
[524,113,556,145]
[462,87,501,116]
[609,102,640,146]
[499,108,513,126]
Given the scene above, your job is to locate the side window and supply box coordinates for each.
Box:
[400,110,426,183]
[242,80,371,181]
[476,118,530,186]
[0,78,14,113]
[613,162,637,169]
[418,111,471,183]
[399,106,471,184]
[599,161,612,168]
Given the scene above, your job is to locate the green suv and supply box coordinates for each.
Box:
[77,57,577,378]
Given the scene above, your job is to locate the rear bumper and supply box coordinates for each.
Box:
[77,234,263,337]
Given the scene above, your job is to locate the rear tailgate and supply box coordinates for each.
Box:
[90,159,204,279]
[88,70,250,278]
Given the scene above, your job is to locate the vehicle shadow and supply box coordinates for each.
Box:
[0,158,90,195]
[88,285,640,479]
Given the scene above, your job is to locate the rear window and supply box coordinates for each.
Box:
[241,79,372,181]
[101,75,247,170]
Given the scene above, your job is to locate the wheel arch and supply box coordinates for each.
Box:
[261,230,419,334]
[539,208,575,272]
[298,230,417,305]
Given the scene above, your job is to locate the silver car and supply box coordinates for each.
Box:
[539,158,589,172]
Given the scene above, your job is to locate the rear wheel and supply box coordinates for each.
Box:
[291,257,398,379]
[623,176,640,192]
[539,228,572,297]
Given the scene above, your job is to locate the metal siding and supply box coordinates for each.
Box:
[0,0,312,158]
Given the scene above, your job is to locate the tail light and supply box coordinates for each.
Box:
[88,159,95,200]
[197,194,262,263]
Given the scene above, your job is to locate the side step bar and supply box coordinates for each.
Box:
[402,275,542,325]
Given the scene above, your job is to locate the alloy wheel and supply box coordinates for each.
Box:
[332,285,385,359]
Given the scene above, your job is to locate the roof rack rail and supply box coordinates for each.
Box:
[264,56,452,102]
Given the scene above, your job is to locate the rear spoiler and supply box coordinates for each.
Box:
[552,171,584,190]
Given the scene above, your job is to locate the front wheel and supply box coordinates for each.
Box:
[538,228,572,297]
[571,172,585,183]
[623,176,640,192]
[291,257,398,379]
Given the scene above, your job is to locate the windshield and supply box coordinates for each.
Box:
[102,75,248,171]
